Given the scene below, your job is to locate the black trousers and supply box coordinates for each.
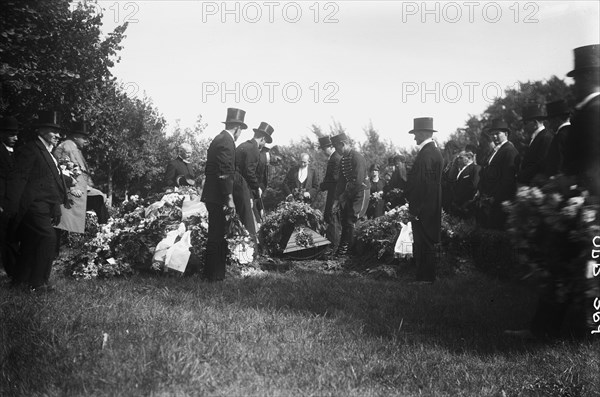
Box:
[16,202,57,288]
[205,202,228,281]
[412,220,437,282]
[339,189,369,247]
[0,216,18,280]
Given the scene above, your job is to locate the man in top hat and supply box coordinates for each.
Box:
[543,99,572,177]
[405,117,444,283]
[331,133,369,256]
[53,119,109,236]
[318,136,342,254]
[165,143,198,188]
[506,45,600,340]
[477,119,519,230]
[0,116,20,281]
[234,121,274,238]
[283,153,320,204]
[564,44,600,195]
[4,110,70,291]
[201,108,247,281]
[517,103,553,185]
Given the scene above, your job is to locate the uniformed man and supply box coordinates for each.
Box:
[331,133,369,256]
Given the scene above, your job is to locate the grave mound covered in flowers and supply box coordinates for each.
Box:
[61,187,256,279]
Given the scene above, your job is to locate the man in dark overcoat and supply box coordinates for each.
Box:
[5,111,70,291]
[0,116,20,281]
[234,121,273,237]
[200,108,246,281]
[405,117,444,283]
[450,150,479,219]
[331,133,369,256]
[517,103,553,185]
[478,119,519,230]
[318,136,341,254]
[543,99,571,177]
[282,153,319,203]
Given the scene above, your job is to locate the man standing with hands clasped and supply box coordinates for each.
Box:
[405,117,443,284]
[201,108,247,281]
[331,133,369,257]
[5,110,70,291]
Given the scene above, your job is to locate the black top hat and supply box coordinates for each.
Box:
[71,120,91,136]
[253,122,274,144]
[35,110,63,130]
[0,116,20,133]
[567,44,600,77]
[545,99,570,119]
[222,108,247,129]
[487,119,510,134]
[318,136,332,149]
[408,117,437,134]
[330,133,348,145]
[521,103,546,121]
[369,163,380,172]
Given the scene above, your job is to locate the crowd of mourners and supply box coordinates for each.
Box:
[1,44,599,341]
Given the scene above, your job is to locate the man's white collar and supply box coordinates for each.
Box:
[417,138,434,152]
[575,92,600,110]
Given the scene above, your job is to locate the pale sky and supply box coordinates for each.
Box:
[94,0,599,149]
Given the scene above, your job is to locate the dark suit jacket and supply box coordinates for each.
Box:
[320,151,341,213]
[283,166,319,201]
[564,94,600,195]
[479,141,519,203]
[406,141,444,242]
[544,123,571,177]
[6,138,68,220]
[201,130,235,205]
[235,139,261,198]
[256,149,270,193]
[517,128,553,184]
[165,157,196,187]
[452,162,479,207]
[335,149,369,199]
[0,144,14,208]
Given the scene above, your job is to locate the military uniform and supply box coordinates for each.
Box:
[334,146,370,252]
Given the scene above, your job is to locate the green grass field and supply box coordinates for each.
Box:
[1,263,599,396]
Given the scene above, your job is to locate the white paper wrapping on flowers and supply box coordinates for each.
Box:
[181,195,207,220]
[153,223,186,263]
[394,221,413,258]
[165,230,193,273]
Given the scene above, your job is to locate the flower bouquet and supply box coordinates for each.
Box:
[57,157,82,186]
[355,204,411,259]
[258,200,326,256]
[504,174,600,302]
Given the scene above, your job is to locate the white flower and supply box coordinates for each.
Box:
[231,242,254,264]
[566,196,585,208]
[582,208,597,223]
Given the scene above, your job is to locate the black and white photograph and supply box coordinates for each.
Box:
[1,1,599,395]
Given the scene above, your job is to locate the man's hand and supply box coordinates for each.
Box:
[258,187,263,197]
[303,192,310,199]
[70,188,84,198]
[331,200,339,214]
[225,194,236,216]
